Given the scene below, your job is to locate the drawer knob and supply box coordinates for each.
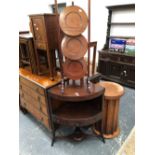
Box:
[36,27,39,31]
[123,70,127,77]
[34,23,36,26]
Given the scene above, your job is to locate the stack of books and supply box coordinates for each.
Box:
[125,39,135,56]
[109,38,135,56]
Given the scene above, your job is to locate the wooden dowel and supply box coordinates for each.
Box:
[54,0,64,78]
[88,0,91,78]
[72,1,74,6]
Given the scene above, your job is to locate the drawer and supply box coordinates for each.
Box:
[20,77,44,96]
[20,96,50,129]
[20,95,27,108]
[20,83,46,105]
[20,90,48,116]
[31,17,46,42]
[36,42,46,50]
[27,103,50,129]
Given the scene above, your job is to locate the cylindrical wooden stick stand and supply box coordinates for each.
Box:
[94,81,124,139]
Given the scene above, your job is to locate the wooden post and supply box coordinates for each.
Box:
[88,0,91,78]
[54,0,65,93]
[72,1,74,6]
[54,0,64,78]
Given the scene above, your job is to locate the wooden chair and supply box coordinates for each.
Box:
[19,32,37,74]
[88,41,97,76]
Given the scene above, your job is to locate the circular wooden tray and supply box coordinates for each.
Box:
[59,5,88,36]
[61,35,88,60]
[63,59,87,80]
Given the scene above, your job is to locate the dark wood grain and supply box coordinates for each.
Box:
[29,14,62,79]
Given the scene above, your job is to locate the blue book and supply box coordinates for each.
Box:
[111,39,126,45]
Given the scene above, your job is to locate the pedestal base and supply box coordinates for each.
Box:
[68,127,86,141]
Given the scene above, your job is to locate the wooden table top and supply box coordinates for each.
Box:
[19,68,62,89]
[98,81,124,99]
[48,80,104,102]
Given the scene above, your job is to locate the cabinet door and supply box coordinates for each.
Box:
[109,62,122,80]
[127,66,135,83]
[31,17,46,42]
[120,65,135,85]
[98,59,109,75]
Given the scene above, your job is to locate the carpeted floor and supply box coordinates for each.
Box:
[19,85,135,155]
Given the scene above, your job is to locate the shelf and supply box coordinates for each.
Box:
[52,101,102,127]
[99,58,135,66]
[99,50,135,58]
[109,22,135,26]
[106,4,135,10]
[100,75,135,88]
[108,36,135,39]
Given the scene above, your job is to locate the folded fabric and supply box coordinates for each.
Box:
[126,39,135,45]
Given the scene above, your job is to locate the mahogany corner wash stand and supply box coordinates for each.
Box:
[47,80,105,146]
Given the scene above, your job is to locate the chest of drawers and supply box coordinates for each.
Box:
[19,68,62,130]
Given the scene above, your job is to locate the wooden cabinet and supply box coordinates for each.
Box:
[29,14,59,49]
[19,32,37,74]
[29,14,62,79]
[19,68,62,130]
[98,51,135,88]
[97,4,135,88]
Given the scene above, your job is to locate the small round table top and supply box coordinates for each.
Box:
[98,81,124,99]
[48,81,104,102]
